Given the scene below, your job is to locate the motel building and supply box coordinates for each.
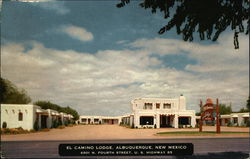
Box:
[130,95,196,128]
[79,115,121,125]
[196,112,250,126]
[78,95,196,128]
[1,104,74,130]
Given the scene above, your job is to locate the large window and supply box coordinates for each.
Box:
[18,112,23,121]
[144,103,153,109]
[179,117,190,125]
[140,116,154,125]
[163,103,171,109]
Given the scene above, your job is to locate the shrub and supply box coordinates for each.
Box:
[58,125,65,129]
[5,128,11,134]
[131,123,135,129]
[52,119,58,128]
[154,124,157,129]
[227,121,233,127]
[246,120,250,127]
[64,120,69,126]
[41,128,50,132]
[2,122,7,128]
[34,120,39,131]
[178,124,183,128]
[58,120,62,126]
[17,127,23,130]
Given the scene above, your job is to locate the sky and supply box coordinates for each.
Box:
[1,0,249,116]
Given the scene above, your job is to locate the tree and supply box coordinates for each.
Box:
[0,77,31,104]
[117,0,249,49]
[239,96,250,112]
[218,104,232,115]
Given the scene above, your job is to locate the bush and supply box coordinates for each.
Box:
[41,128,50,132]
[154,124,157,129]
[33,120,39,131]
[58,120,62,126]
[131,123,135,129]
[227,121,233,127]
[52,119,58,128]
[246,120,250,127]
[2,122,7,128]
[178,124,183,128]
[17,127,23,130]
[58,125,65,129]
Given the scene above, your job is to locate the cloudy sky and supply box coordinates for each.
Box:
[1,0,249,116]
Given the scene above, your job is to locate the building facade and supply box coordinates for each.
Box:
[1,104,73,130]
[130,95,196,128]
[79,115,121,125]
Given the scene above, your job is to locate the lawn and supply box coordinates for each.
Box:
[157,131,249,135]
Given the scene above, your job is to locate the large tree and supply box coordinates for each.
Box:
[0,77,31,104]
[117,0,249,49]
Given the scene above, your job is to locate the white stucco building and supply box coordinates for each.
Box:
[130,95,196,128]
[1,104,74,130]
[79,115,121,125]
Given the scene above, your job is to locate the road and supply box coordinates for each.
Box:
[1,138,249,159]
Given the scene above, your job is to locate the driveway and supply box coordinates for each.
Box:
[1,125,249,141]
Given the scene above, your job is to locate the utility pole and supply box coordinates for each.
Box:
[199,100,203,132]
[216,98,221,133]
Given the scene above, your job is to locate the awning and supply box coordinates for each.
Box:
[242,114,249,117]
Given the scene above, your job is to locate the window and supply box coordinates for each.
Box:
[18,112,23,121]
[81,118,87,122]
[163,103,171,109]
[140,116,154,125]
[94,119,99,122]
[144,103,153,109]
[156,103,160,109]
[233,117,238,124]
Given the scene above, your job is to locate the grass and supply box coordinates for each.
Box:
[157,131,249,135]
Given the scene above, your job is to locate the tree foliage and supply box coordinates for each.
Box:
[117,0,249,49]
[34,101,79,120]
[239,96,250,112]
[0,77,31,104]
[218,104,232,115]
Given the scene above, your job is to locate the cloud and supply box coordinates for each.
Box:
[18,0,70,15]
[1,33,249,115]
[61,25,94,42]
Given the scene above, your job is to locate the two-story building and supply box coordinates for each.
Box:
[130,95,196,128]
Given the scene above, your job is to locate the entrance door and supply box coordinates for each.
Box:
[160,115,171,128]
[41,115,47,129]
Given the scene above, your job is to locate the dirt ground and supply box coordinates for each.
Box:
[1,125,249,141]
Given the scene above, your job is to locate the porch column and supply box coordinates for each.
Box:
[191,116,196,128]
[134,114,140,128]
[156,114,160,128]
[38,114,41,129]
[174,115,178,128]
[47,111,52,128]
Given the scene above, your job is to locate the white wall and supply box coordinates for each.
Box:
[1,104,36,130]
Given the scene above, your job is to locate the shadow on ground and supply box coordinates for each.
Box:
[176,152,249,159]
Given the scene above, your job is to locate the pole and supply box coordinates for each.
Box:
[199,100,203,132]
[216,98,221,133]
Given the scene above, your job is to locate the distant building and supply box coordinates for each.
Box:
[1,104,73,130]
[129,95,196,128]
[196,112,250,126]
[79,115,121,125]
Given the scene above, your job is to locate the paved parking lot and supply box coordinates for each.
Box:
[1,125,249,141]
